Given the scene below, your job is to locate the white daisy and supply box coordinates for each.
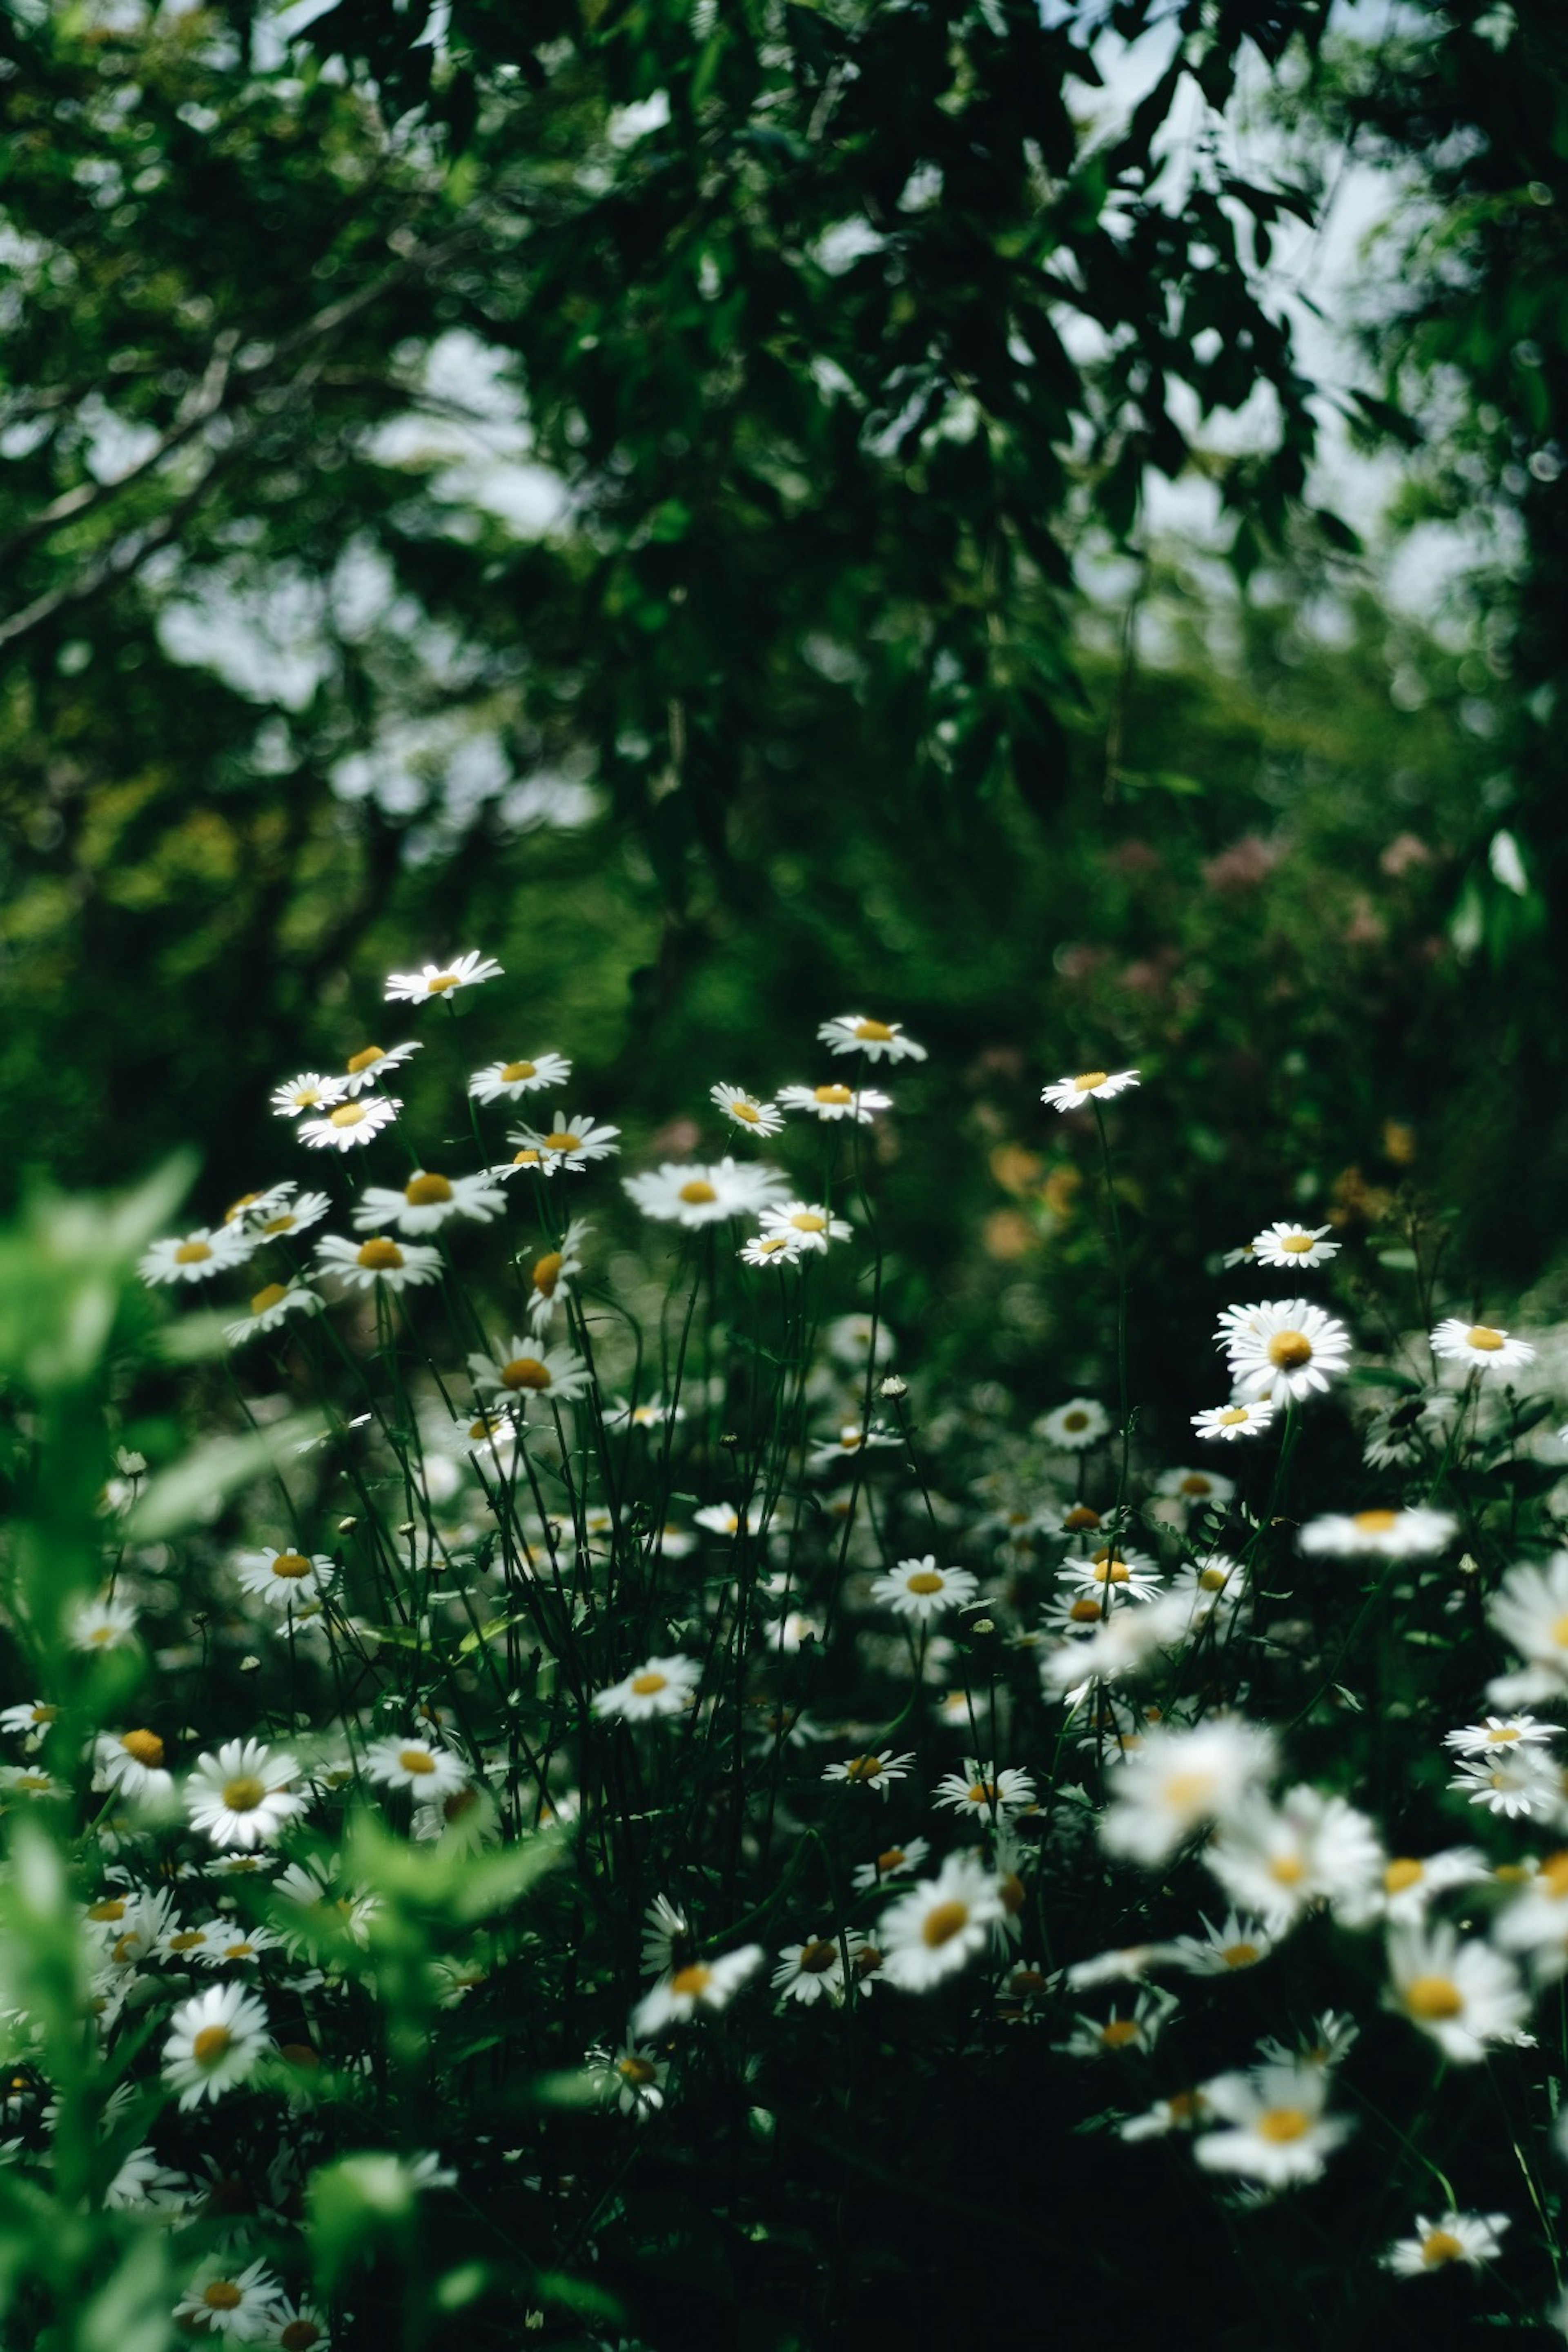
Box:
[868,1557,978,1620]
[1382,2211,1510,2276]
[817,1014,927,1064]
[850,1838,931,1891]
[1250,1221,1341,1270]
[809,1423,898,1467]
[771,1933,851,2006]
[103,2145,189,2213]
[1040,1069,1139,1114]
[1034,1399,1110,1451]
[1385,1922,1529,2062]
[1298,1506,1457,1558]
[623,1156,785,1225]
[1443,1714,1557,1757]
[759,1200,851,1252]
[1040,1590,1192,1692]
[339,1040,422,1095]
[1055,1986,1179,2059]
[174,2258,285,2340]
[880,1853,1006,1991]
[640,1893,691,1978]
[466,1335,592,1405]
[161,1982,272,2109]
[775,1082,891,1123]
[592,1655,701,1722]
[234,1546,336,1611]
[224,1282,323,1346]
[710,1083,786,1136]
[0,1699,58,1737]
[1154,1465,1236,1510]
[270,1072,346,1117]
[363,1735,470,1798]
[508,1110,621,1172]
[69,1596,138,1652]
[1194,2062,1352,2185]
[820,1750,915,1797]
[932,1760,1037,1819]
[693,1499,768,1538]
[384,950,502,1002]
[1492,1850,1568,1975]
[1446,1748,1559,1819]
[313,1233,443,1293]
[249,1188,331,1240]
[351,1170,504,1234]
[739,1233,805,1269]
[1204,1785,1384,1929]
[634,1944,764,2034]
[139,1224,254,1287]
[1217,1297,1352,1403]
[521,1221,589,1335]
[1169,1555,1248,1630]
[1430,1317,1535,1373]
[1098,1718,1277,1865]
[1191,1399,1277,1442]
[190,1920,280,1970]
[592,2036,668,2117]
[468,1051,572,1104]
[185,1740,305,1849]
[299,1096,401,1152]
[1361,1849,1490,1928]
[94,1729,174,1805]
[1486,1553,1568,1697]
[1166,1910,1275,1977]
[1058,1545,1164,1602]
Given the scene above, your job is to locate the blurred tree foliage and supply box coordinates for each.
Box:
[0,0,1563,1393]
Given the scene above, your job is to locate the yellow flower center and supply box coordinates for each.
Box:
[356,1238,404,1270]
[1281,1233,1315,1252]
[1161,1771,1215,1812]
[347,1046,385,1074]
[405,1173,453,1206]
[1552,1614,1568,1650]
[1198,1567,1229,1592]
[1352,1509,1399,1533]
[844,1755,883,1782]
[1178,1474,1212,1496]
[679,1180,717,1205]
[1268,1331,1312,1369]
[501,1355,551,1391]
[271,1552,311,1580]
[855,1019,895,1041]
[225,1193,260,1221]
[1467,1325,1505,1351]
[1256,2107,1310,2144]
[1062,1505,1100,1531]
[1072,1071,1109,1091]
[192,2025,233,2065]
[965,1780,999,1806]
[1218,1407,1249,1427]
[203,2283,244,2312]
[1405,1973,1463,2020]
[532,1251,564,1296]
[1091,1559,1131,1584]
[669,1963,711,1998]
[167,1930,206,1952]
[174,1241,212,1265]
[1221,1941,1260,1969]
[221,1776,266,1813]
[1539,1851,1568,1898]
[814,1085,853,1105]
[543,1130,580,1152]
[998,1872,1025,1916]
[1100,2018,1141,2049]
[798,1939,838,1974]
[906,1570,944,1595]
[398,1748,437,1775]
[618,2055,658,2084]
[88,1899,126,1922]
[512,1148,541,1166]
[1486,1725,1521,1743]
[1384,1858,1425,1893]
[426,972,461,992]
[731,1101,760,1122]
[1063,1410,1090,1430]
[921,1900,970,1949]
[753,1237,791,1256]
[120,1729,164,1768]
[501,1060,536,1082]
[1070,1597,1104,1623]
[790,1212,828,1233]
[877,1849,906,1874]
[224,1941,254,1960]
[329,1103,367,1129]
[1420,2230,1464,2267]
[1267,1855,1306,1886]
[261,1213,297,1234]
[281,2323,321,2351]
[630,1671,668,1697]
[250,1283,289,1315]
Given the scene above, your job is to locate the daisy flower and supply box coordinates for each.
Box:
[1430,1317,1535,1373]
[466,1052,572,1107]
[868,1557,978,1621]
[809,1423,898,1467]
[880,1853,1005,1991]
[1099,1718,1277,1865]
[776,1082,891,1124]
[103,2145,189,2213]
[640,1894,691,1978]
[191,1920,280,1970]
[693,1500,768,1538]
[250,1187,331,1240]
[174,2259,285,2340]
[0,1699,58,1737]
[1298,1506,1457,1558]
[1154,1465,1236,1510]
[508,1110,621,1172]
[140,1224,254,1287]
[1250,1221,1341,1270]
[760,1200,851,1253]
[363,1735,470,1799]
[522,1221,588,1334]
[1167,1911,1275,1977]
[466,1335,592,1405]
[739,1233,804,1269]
[1034,1399,1110,1451]
[933,1760,1037,1819]
[821,1751,915,1797]
[1056,1986,1178,2059]
[351,1170,504,1235]
[384,950,502,1002]
[1217,1297,1352,1403]
[1385,1922,1529,2062]
[1486,1554,1568,1694]
[225,1282,323,1346]
[1059,1545,1164,1601]
[817,1014,927,1064]
[340,1040,422,1096]
[1169,1555,1248,1630]
[185,1739,305,1849]
[234,1546,336,1610]
[710,1083,786,1136]
[1446,1748,1559,1819]
[1194,2062,1352,2185]
[1040,1069,1139,1114]
[69,1596,138,1652]
[1041,1590,1192,1692]
[1361,1849,1489,1928]
[299,1096,401,1152]
[851,1838,930,1892]
[1205,1786,1384,1930]
[94,1729,173,1805]
[592,2036,669,2117]
[162,1982,272,2109]
[1382,2211,1510,2276]
[270,2302,332,2352]
[1191,1399,1276,1442]
[1444,1714,1557,1758]
[1492,1850,1568,1975]
[633,1944,764,2035]
[623,1156,785,1225]
[592,1655,701,1722]
[271,1073,346,1117]
[771,1933,851,2006]
[314,1233,442,1292]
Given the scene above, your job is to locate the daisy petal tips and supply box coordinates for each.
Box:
[1041,1069,1139,1114]
[384,951,503,1004]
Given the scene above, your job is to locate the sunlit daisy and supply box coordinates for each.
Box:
[1194,2062,1352,2185]
[1035,1399,1110,1451]
[1250,1221,1341,1270]
[224,1281,323,1346]
[299,1096,401,1152]
[467,1051,572,1105]
[592,1655,701,1722]
[364,1735,470,1798]
[466,1335,592,1406]
[880,1853,1005,1991]
[624,1157,785,1225]
[339,1040,422,1096]
[1191,1399,1277,1442]
[1040,1069,1139,1114]
[633,1944,764,2035]
[817,1014,927,1065]
[94,1728,174,1805]
[351,1170,504,1235]
[384,950,502,1002]
[868,1557,978,1621]
[739,1233,804,1269]
[1382,2211,1510,2276]
[234,1547,336,1611]
[509,1110,621,1172]
[1059,1545,1164,1602]
[1385,1922,1528,2062]
[1298,1506,1457,1559]
[933,1760,1037,1818]
[174,2258,285,2340]
[140,1224,254,1287]
[314,1233,442,1292]
[1430,1316,1535,1372]
[1169,1555,1248,1631]
[162,1982,271,2109]
[760,1200,852,1253]
[1217,1297,1352,1402]
[776,1082,891,1124]
[271,1073,345,1117]
[185,1739,305,1849]
[821,1751,915,1798]
[1444,1714,1557,1758]
[710,1082,786,1136]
